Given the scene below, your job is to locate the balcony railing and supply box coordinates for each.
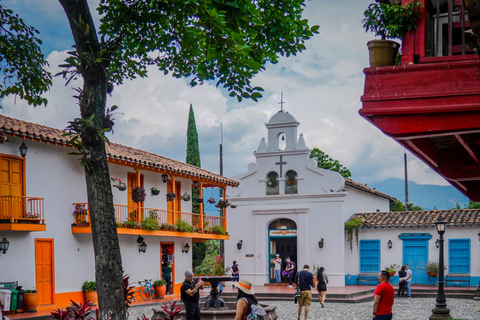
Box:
[0,196,45,224]
[73,203,225,230]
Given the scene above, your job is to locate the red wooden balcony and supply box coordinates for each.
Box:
[0,195,46,231]
[71,203,229,240]
[360,0,480,200]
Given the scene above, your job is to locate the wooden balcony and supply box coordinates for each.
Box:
[71,203,229,240]
[0,195,46,231]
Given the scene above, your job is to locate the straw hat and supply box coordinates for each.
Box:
[235,278,255,295]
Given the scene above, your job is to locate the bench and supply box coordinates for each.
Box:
[356,273,378,285]
[445,274,470,287]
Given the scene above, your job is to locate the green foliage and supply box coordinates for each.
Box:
[390,200,423,211]
[210,225,226,235]
[362,0,423,40]
[98,0,318,102]
[345,217,363,252]
[141,217,160,231]
[0,4,52,107]
[193,242,207,271]
[123,220,138,228]
[309,148,351,178]
[175,219,194,233]
[116,222,123,228]
[82,280,96,291]
[153,279,167,287]
[425,261,446,274]
[25,289,37,293]
[195,240,221,275]
[385,264,400,272]
[186,104,201,167]
[467,200,480,209]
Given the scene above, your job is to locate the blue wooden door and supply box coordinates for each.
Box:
[403,241,428,284]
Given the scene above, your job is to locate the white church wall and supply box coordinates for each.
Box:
[342,188,391,222]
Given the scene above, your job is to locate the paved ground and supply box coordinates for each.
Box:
[128,297,480,320]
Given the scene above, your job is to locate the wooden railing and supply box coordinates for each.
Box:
[73,203,215,229]
[0,196,45,223]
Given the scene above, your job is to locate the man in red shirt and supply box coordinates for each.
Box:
[372,270,395,320]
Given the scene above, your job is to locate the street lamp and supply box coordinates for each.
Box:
[430,216,452,319]
[387,240,392,249]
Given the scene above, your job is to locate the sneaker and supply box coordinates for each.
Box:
[287,285,293,288]
[321,302,324,308]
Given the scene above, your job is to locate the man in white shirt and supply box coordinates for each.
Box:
[405,264,413,298]
[271,254,282,283]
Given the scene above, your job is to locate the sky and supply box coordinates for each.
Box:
[1,0,461,195]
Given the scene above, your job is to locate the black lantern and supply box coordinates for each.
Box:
[193,181,199,189]
[318,238,324,249]
[182,243,190,254]
[387,240,392,249]
[162,174,169,183]
[430,215,451,319]
[19,142,28,157]
[237,240,243,250]
[436,239,440,249]
[477,231,480,242]
[136,235,144,244]
[0,238,9,254]
[139,241,147,253]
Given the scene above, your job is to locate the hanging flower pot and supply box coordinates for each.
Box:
[207,197,216,204]
[215,199,231,209]
[166,192,176,202]
[230,205,237,209]
[111,177,126,191]
[196,198,203,203]
[132,186,146,203]
[181,192,191,201]
[151,187,160,196]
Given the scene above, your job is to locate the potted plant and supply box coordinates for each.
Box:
[166,192,176,202]
[110,177,126,191]
[82,280,97,305]
[151,186,160,196]
[132,186,146,203]
[362,0,423,67]
[207,197,216,204]
[215,199,231,209]
[385,263,400,276]
[160,223,169,230]
[154,279,167,299]
[211,225,226,235]
[230,204,237,209]
[175,219,194,233]
[23,289,38,312]
[425,261,446,277]
[181,192,191,201]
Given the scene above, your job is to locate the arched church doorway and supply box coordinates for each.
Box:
[268,218,297,284]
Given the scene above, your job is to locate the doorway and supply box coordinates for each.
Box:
[268,219,297,283]
[35,239,54,305]
[400,233,432,285]
[161,242,175,294]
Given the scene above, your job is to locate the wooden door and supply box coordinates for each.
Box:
[0,156,25,219]
[127,172,144,221]
[35,239,54,305]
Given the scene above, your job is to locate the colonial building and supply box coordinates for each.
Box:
[0,114,237,310]
[225,110,394,287]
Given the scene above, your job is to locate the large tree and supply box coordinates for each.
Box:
[310,147,352,178]
[2,1,318,319]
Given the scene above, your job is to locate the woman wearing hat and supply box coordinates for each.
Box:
[234,278,257,320]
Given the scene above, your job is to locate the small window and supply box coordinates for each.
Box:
[285,170,298,194]
[266,171,279,195]
[359,240,380,273]
[449,239,470,273]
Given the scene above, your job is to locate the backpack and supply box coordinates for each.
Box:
[241,297,266,320]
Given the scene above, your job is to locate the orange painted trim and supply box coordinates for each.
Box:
[71,226,230,240]
[0,223,46,231]
[35,238,55,306]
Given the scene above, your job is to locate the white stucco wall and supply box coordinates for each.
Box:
[0,136,192,294]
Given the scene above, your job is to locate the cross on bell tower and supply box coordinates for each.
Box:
[278,91,286,112]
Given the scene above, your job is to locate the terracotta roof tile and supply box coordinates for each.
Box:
[348,209,480,228]
[345,178,396,201]
[0,114,238,186]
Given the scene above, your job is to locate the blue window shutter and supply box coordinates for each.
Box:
[448,239,470,273]
[360,240,380,273]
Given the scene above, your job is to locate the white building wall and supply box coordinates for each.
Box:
[342,188,391,222]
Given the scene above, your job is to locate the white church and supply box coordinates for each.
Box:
[225,110,395,287]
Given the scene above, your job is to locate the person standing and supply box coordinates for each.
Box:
[271,254,282,284]
[231,260,240,289]
[285,257,295,287]
[295,264,314,320]
[372,270,395,320]
[316,267,329,308]
[180,269,204,320]
[234,278,262,320]
[397,265,407,298]
[405,264,412,298]
[162,262,172,295]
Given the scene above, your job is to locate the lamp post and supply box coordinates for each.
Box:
[429,216,452,320]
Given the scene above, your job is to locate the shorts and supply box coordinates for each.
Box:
[299,290,312,307]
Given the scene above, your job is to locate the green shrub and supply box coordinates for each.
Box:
[82,280,96,291]
[211,225,226,235]
[25,289,37,293]
[123,220,137,228]
[176,220,194,233]
[153,279,167,287]
[141,217,160,230]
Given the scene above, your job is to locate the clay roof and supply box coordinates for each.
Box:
[0,114,238,186]
[348,209,480,228]
[345,178,396,201]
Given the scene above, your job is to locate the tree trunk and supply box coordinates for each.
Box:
[58,1,126,319]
